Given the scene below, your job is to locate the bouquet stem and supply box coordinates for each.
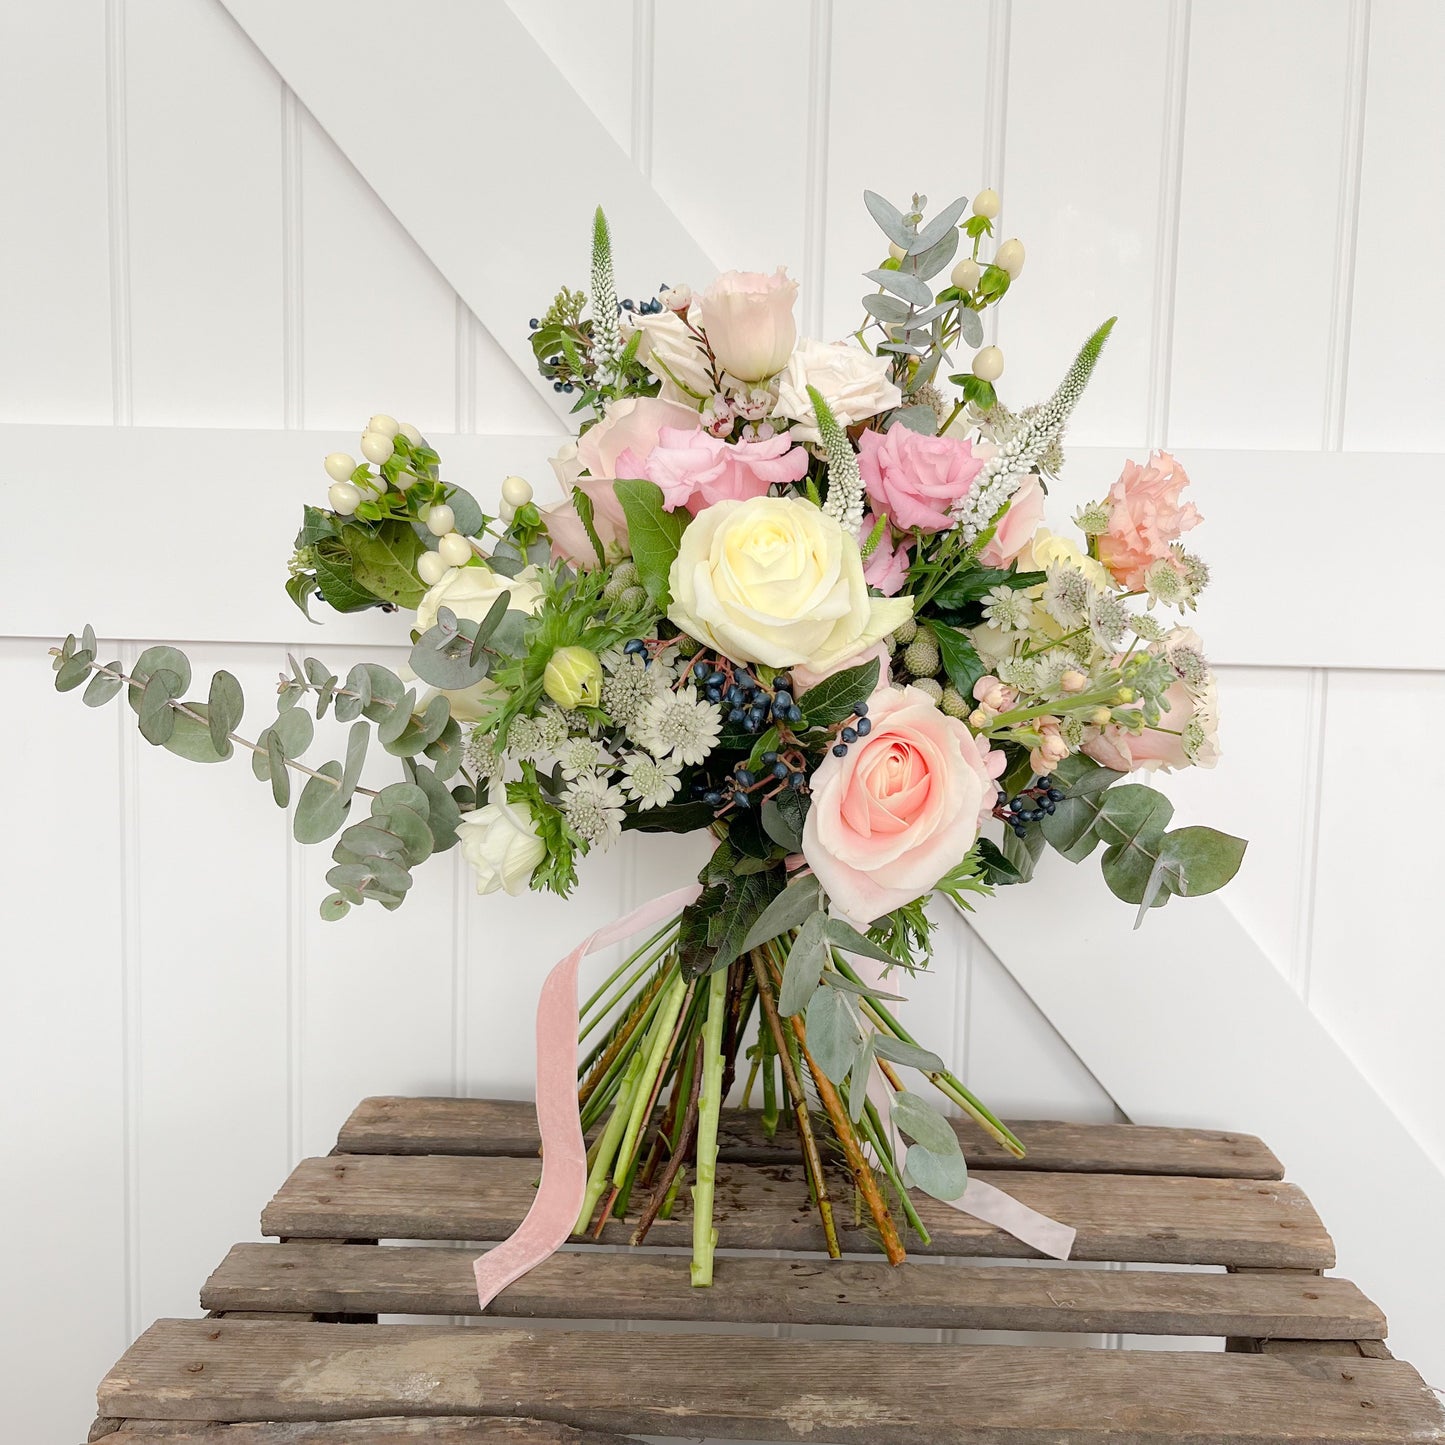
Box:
[688,966,729,1287]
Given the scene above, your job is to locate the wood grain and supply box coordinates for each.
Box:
[262,1154,1335,1268]
[337,1096,1285,1179]
[108,1418,639,1443]
[203,1241,1383,1340]
[98,1317,1445,1442]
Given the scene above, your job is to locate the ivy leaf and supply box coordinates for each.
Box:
[614,478,687,609]
[347,521,427,609]
[799,658,879,729]
[692,867,786,977]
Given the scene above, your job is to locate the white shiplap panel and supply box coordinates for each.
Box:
[1344,0,1445,450]
[818,0,992,343]
[128,644,291,1324]
[1169,0,1352,448]
[1309,668,1445,1171]
[996,0,1172,446]
[0,2,113,424]
[123,0,285,425]
[0,640,128,1445]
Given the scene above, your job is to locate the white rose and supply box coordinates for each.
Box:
[775,339,902,444]
[415,563,544,634]
[667,495,913,670]
[625,307,714,404]
[456,797,546,896]
[549,439,583,490]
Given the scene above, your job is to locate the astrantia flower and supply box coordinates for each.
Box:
[562,772,626,849]
[1073,499,1112,535]
[601,654,666,726]
[1142,556,1189,606]
[537,708,569,752]
[633,690,722,766]
[559,736,606,780]
[1042,563,1095,627]
[1088,593,1129,650]
[464,728,502,780]
[620,751,682,810]
[982,584,1032,633]
[1131,612,1167,641]
[505,715,548,761]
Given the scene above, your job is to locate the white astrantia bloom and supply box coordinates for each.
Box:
[536,708,569,752]
[632,690,722,766]
[562,772,626,850]
[620,751,682,810]
[981,584,1033,633]
[1041,562,1094,628]
[558,736,607,780]
[504,715,548,762]
[601,654,668,727]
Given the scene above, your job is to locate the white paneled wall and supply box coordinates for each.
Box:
[2,3,1443,1441]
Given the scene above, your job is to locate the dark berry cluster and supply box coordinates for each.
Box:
[618,289,668,317]
[692,747,810,815]
[692,661,802,733]
[828,701,873,757]
[995,777,1067,838]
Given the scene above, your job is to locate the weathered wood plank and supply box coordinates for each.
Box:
[339,1096,1284,1179]
[262,1155,1335,1268]
[202,1241,1384,1339]
[98,1318,1445,1442]
[109,1419,639,1443]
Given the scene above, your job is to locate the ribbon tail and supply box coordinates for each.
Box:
[473,882,703,1311]
[949,1176,1076,1260]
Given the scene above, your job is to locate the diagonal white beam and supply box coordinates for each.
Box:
[218,0,718,413]
[966,860,1445,1383]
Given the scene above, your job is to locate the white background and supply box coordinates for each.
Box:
[2,2,1444,1441]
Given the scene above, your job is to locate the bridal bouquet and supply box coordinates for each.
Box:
[51,188,1244,1289]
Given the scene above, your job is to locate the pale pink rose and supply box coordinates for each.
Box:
[697,268,798,382]
[576,396,700,481]
[978,473,1047,568]
[791,640,891,699]
[802,684,998,920]
[615,426,808,514]
[1096,450,1202,590]
[859,516,910,596]
[857,426,984,534]
[1083,677,1220,774]
[539,493,626,569]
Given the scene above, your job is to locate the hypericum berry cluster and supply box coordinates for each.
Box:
[828,700,873,758]
[693,744,811,816]
[691,661,803,734]
[617,286,670,317]
[995,776,1066,838]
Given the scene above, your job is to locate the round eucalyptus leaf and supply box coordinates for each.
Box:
[267,731,290,807]
[443,484,484,537]
[373,781,430,820]
[272,705,314,759]
[339,821,408,860]
[409,763,461,850]
[252,728,274,780]
[382,695,451,759]
[163,704,230,763]
[81,623,97,656]
[905,1142,969,1203]
[407,633,490,691]
[355,663,404,724]
[131,646,191,708]
[340,720,369,802]
[83,665,125,708]
[294,761,350,844]
[318,892,352,922]
[378,803,433,867]
[55,651,96,693]
[423,718,465,782]
[803,987,861,1084]
[377,689,418,746]
[138,671,179,746]
[891,1091,962,1154]
[207,670,244,754]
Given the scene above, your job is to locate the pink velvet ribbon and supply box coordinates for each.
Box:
[473,882,703,1311]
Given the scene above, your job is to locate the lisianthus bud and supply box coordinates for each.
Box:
[543,646,604,709]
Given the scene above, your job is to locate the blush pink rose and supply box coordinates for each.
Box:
[859,515,911,596]
[540,494,626,569]
[577,396,700,481]
[857,426,984,534]
[978,473,1047,568]
[615,426,808,514]
[802,684,1002,920]
[697,268,798,382]
[1096,450,1202,589]
[790,640,892,699]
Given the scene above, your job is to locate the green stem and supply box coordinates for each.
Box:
[577,1049,645,1233]
[861,1098,931,1245]
[759,1025,779,1139]
[613,975,690,1189]
[578,918,678,1027]
[689,967,729,1287]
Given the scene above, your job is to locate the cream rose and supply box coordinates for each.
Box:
[415,562,544,634]
[667,495,913,669]
[802,684,1003,920]
[776,340,902,444]
[627,306,714,403]
[456,797,546,896]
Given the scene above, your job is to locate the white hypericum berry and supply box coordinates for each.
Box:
[424,503,456,537]
[367,413,399,438]
[328,481,361,515]
[972,345,1005,382]
[950,258,981,291]
[437,533,472,567]
[501,475,534,507]
[995,238,1026,276]
[417,551,450,586]
[360,429,394,465]
[397,421,423,446]
[498,500,517,524]
[888,242,907,262]
[972,188,1000,219]
[324,451,356,482]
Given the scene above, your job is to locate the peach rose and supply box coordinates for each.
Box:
[697,268,798,382]
[802,684,1002,920]
[1096,450,1201,589]
[790,640,892,699]
[616,426,808,514]
[857,425,984,534]
[978,473,1047,568]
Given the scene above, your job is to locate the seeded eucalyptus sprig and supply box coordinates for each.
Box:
[50,629,474,920]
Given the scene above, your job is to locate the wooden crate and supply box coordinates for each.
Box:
[89,1097,1445,1444]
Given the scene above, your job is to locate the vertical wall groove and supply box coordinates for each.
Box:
[104,0,133,427]
[801,0,833,338]
[1291,669,1330,1002]
[979,0,1011,346]
[454,299,477,435]
[630,0,656,180]
[281,87,305,430]
[1146,0,1191,451]
[284,653,307,1163]
[116,640,142,1338]
[1322,0,1372,451]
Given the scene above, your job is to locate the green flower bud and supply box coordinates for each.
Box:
[902,633,941,678]
[941,686,969,718]
[543,646,603,710]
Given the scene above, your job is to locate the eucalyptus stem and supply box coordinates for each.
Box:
[688,966,729,1288]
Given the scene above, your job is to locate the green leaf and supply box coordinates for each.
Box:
[862,189,913,248]
[905,1142,969,1203]
[377,689,418,746]
[347,520,427,609]
[799,658,880,729]
[266,730,290,806]
[407,761,462,853]
[383,693,450,758]
[1041,758,1125,861]
[162,704,230,764]
[1094,786,1176,903]
[696,868,786,977]
[338,822,407,861]
[442,484,484,538]
[82,664,125,707]
[622,799,716,834]
[613,478,687,609]
[863,292,911,325]
[819,970,906,1002]
[1155,826,1248,900]
[863,267,933,307]
[1000,822,1045,880]
[778,911,829,1017]
[311,543,379,614]
[975,836,1022,885]
[137,671,179,745]
[887,404,939,436]
[409,627,491,691]
[376,803,433,867]
[340,721,369,802]
[470,590,512,664]
[571,485,607,569]
[891,1090,959,1152]
[131,645,191,702]
[739,873,822,955]
[956,306,984,348]
[272,705,314,760]
[930,566,1043,616]
[822,918,898,967]
[294,761,350,843]
[319,892,352,922]
[424,718,465,781]
[761,790,807,854]
[804,986,862,1083]
[1053,752,1124,796]
[207,671,243,759]
[872,1035,946,1073]
[55,651,96,692]
[908,196,969,255]
[932,625,986,699]
[372,780,432,820]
